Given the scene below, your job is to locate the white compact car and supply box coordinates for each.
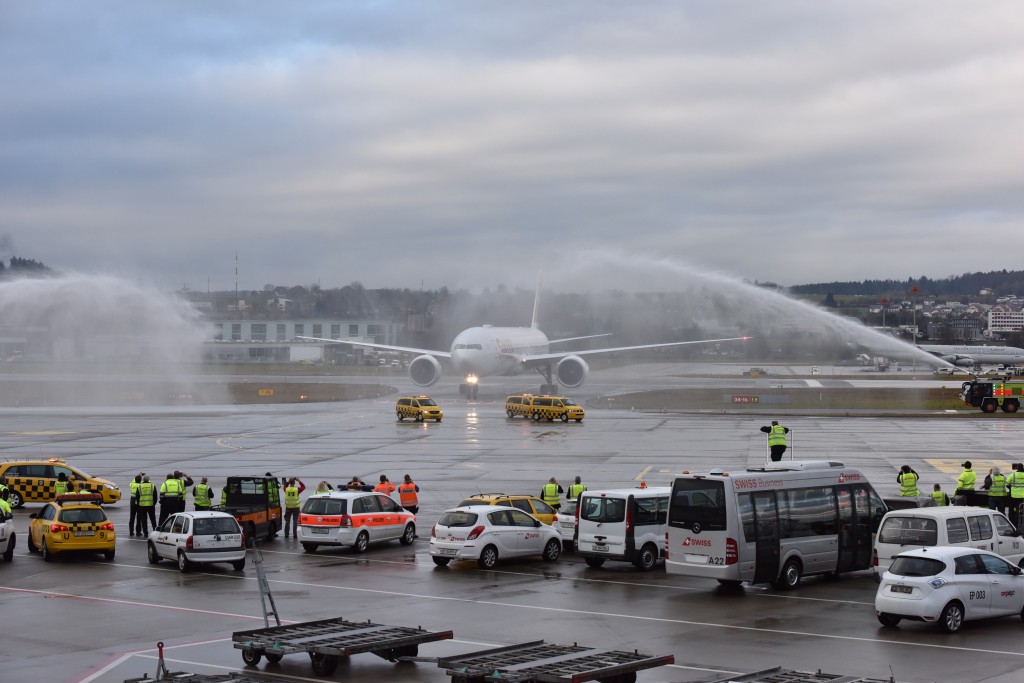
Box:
[430,505,562,569]
[875,546,1024,633]
[0,506,14,562]
[147,511,246,573]
[554,500,577,546]
[298,491,416,553]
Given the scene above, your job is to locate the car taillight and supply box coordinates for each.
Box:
[431,525,436,538]
[241,530,247,547]
[339,515,353,528]
[99,522,115,532]
[50,524,69,533]
[186,535,194,550]
[725,538,738,565]
[873,548,878,567]
[466,525,485,540]
[625,504,633,537]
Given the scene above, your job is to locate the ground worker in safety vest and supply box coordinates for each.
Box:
[932,483,949,506]
[128,474,142,536]
[283,477,305,538]
[53,471,74,498]
[896,465,920,497]
[760,420,790,462]
[986,466,1007,514]
[541,477,563,511]
[193,477,213,512]
[137,475,157,535]
[374,474,396,496]
[314,481,333,494]
[1008,463,1024,523]
[955,461,976,500]
[567,476,587,502]
[398,474,420,514]
[159,472,184,524]
[0,489,12,519]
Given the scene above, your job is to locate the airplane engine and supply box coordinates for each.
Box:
[408,355,442,387]
[939,355,977,367]
[555,355,589,388]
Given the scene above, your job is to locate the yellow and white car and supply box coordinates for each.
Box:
[27,493,116,561]
[396,396,443,422]
[0,458,121,508]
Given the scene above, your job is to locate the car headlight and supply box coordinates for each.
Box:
[929,578,947,589]
[104,483,118,490]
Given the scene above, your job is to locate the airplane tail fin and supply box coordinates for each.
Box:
[531,270,542,330]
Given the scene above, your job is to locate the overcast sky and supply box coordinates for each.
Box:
[2,1,1022,293]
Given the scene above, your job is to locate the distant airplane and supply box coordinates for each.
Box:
[919,344,1024,367]
[300,284,748,398]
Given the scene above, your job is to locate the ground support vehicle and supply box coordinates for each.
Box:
[666,461,887,589]
[960,378,1024,413]
[0,457,121,508]
[396,395,443,422]
[430,505,562,568]
[457,493,557,525]
[27,492,116,561]
[233,616,454,676]
[436,639,675,683]
[576,487,670,571]
[215,476,282,542]
[297,490,416,553]
[147,511,247,572]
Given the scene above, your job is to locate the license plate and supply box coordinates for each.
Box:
[891,585,912,594]
[439,548,458,557]
[592,544,608,552]
[74,530,95,537]
[310,527,329,535]
[560,521,575,528]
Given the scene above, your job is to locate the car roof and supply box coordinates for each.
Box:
[310,491,377,499]
[895,545,1003,561]
[173,511,238,519]
[580,487,671,497]
[444,505,519,515]
[882,506,998,520]
[461,493,534,500]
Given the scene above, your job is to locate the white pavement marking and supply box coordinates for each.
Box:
[56,564,1024,658]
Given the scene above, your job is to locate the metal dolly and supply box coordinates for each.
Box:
[436,640,675,683]
[232,616,454,676]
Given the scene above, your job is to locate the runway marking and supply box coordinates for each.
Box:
[636,465,653,481]
[74,638,236,683]
[0,585,286,622]
[83,562,1023,657]
[926,459,1011,475]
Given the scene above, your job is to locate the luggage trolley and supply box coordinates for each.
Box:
[437,640,675,683]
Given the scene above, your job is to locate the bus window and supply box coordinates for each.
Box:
[668,479,726,531]
[738,493,755,542]
[778,487,837,538]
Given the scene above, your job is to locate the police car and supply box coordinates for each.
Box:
[875,546,1024,633]
[430,505,562,569]
[0,458,121,507]
[297,491,416,553]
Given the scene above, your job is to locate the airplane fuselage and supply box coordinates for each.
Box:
[450,325,549,378]
[920,344,1024,366]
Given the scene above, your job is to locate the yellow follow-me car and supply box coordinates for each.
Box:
[27,493,116,561]
[0,457,121,507]
[456,493,558,525]
[396,395,443,422]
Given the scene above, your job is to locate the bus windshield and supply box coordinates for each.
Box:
[668,479,726,531]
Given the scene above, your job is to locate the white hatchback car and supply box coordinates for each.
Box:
[875,546,1024,633]
[0,505,14,562]
[147,511,246,573]
[554,500,577,547]
[430,505,563,569]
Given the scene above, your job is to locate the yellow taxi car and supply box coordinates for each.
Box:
[505,394,584,422]
[0,458,121,508]
[27,493,116,561]
[456,493,558,525]
[396,395,443,422]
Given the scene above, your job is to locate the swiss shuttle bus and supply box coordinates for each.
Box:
[665,461,887,589]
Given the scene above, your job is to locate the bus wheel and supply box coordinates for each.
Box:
[774,559,802,590]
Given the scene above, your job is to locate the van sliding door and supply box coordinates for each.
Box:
[751,491,780,585]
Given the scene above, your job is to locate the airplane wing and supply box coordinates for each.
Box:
[518,336,750,366]
[296,336,451,358]
[548,333,613,344]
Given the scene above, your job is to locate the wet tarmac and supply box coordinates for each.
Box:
[2,366,1023,683]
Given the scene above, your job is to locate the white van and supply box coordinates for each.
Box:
[873,506,1024,580]
[575,487,670,571]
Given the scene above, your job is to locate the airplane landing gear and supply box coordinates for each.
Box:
[459,382,479,399]
[537,365,558,395]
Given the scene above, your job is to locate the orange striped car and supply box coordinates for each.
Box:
[298,491,416,554]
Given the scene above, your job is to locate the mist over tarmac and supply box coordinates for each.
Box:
[0,273,228,406]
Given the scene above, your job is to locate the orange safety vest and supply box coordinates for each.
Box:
[398,482,418,507]
[375,481,396,495]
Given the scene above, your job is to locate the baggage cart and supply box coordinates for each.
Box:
[437,639,674,683]
[232,616,454,676]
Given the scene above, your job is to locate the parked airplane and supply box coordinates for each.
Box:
[919,344,1024,367]
[300,287,747,397]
